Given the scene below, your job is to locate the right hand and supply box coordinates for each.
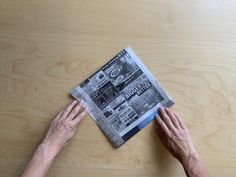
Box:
[155,107,199,164]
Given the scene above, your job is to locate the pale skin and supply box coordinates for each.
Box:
[20,102,209,177]
[155,107,209,177]
[20,99,88,177]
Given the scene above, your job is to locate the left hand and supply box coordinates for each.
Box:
[41,100,88,156]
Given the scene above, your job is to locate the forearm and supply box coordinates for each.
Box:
[20,142,60,177]
[20,100,87,177]
[180,153,209,177]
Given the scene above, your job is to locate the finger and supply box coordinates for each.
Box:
[53,109,64,122]
[159,107,176,131]
[155,126,167,144]
[155,114,170,135]
[173,112,187,130]
[67,100,84,120]
[61,100,78,119]
[71,107,88,126]
[165,108,180,129]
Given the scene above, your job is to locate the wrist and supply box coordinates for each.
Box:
[36,141,61,163]
[180,152,209,177]
[179,150,200,167]
[180,151,202,174]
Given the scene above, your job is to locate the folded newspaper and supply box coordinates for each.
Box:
[71,47,174,148]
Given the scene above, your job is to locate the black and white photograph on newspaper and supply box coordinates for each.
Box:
[71,47,174,148]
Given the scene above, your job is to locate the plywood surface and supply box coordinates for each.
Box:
[1,0,236,177]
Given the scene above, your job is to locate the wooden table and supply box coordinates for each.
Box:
[1,0,236,177]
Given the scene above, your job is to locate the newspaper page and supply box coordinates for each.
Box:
[71,47,174,148]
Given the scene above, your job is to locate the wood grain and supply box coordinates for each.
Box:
[1,0,236,177]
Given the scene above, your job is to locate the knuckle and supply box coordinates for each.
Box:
[62,110,68,116]
[69,111,77,118]
[66,105,72,111]
[67,104,74,111]
[75,105,82,112]
[80,111,87,118]
[81,111,86,116]
[61,119,69,126]
[76,112,86,121]
[173,118,178,122]
[67,122,75,130]
[61,120,74,131]
[70,110,77,116]
[163,112,168,118]
[71,106,81,114]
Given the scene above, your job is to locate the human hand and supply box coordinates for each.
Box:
[40,100,88,157]
[155,107,198,164]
